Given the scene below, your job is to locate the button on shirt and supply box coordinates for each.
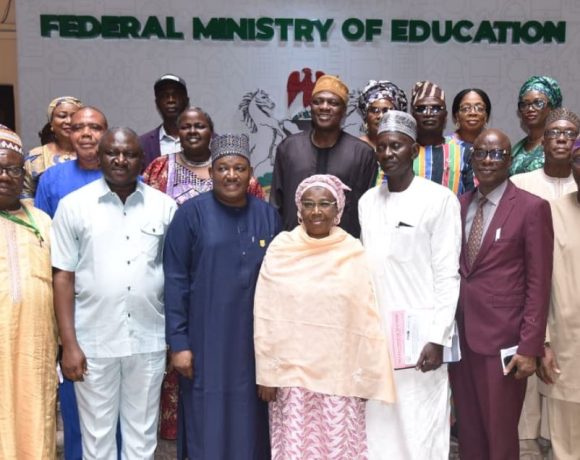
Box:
[51,179,177,358]
[159,125,181,156]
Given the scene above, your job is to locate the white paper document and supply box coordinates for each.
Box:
[390,310,461,370]
[500,345,518,373]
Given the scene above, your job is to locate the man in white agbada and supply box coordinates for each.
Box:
[359,110,461,460]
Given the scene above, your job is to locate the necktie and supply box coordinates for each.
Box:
[466,197,487,267]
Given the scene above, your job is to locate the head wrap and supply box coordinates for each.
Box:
[411,80,445,106]
[0,124,23,155]
[312,75,349,105]
[294,174,351,224]
[47,96,83,121]
[210,133,250,164]
[357,80,408,118]
[377,110,417,141]
[518,76,562,108]
[545,107,580,130]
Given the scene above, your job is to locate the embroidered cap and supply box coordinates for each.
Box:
[0,124,23,155]
[378,110,417,141]
[210,133,251,163]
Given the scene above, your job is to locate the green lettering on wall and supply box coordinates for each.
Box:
[473,21,497,43]
[193,17,221,40]
[408,20,430,42]
[294,19,314,42]
[365,19,382,41]
[119,16,142,38]
[101,16,121,38]
[391,19,408,42]
[452,20,473,43]
[342,18,365,41]
[274,18,293,41]
[543,21,565,43]
[166,17,183,39]
[256,17,274,40]
[313,19,334,42]
[141,16,166,39]
[432,20,453,43]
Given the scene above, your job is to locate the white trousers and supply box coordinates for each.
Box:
[74,351,165,460]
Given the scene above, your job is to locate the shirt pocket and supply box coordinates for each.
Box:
[389,227,417,263]
[141,221,165,261]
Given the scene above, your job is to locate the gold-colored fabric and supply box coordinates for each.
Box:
[546,397,580,460]
[0,205,58,459]
[538,193,580,404]
[312,75,349,105]
[254,225,396,403]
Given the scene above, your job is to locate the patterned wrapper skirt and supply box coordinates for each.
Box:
[269,387,368,459]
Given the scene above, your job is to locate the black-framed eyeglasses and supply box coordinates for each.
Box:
[518,99,547,112]
[300,200,337,211]
[458,104,486,114]
[0,166,24,178]
[368,106,391,115]
[413,105,445,115]
[471,148,509,161]
[544,128,578,140]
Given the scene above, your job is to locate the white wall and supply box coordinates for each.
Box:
[16,1,580,181]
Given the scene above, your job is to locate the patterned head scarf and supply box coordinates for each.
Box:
[295,174,351,225]
[518,76,562,108]
[545,107,580,130]
[378,110,417,141]
[357,80,408,118]
[210,133,250,164]
[411,81,445,106]
[0,124,23,155]
[47,96,83,121]
[312,75,349,105]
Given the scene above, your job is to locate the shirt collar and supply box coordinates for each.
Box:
[159,125,178,142]
[477,179,508,207]
[96,178,145,202]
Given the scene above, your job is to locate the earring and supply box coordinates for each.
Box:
[455,121,460,129]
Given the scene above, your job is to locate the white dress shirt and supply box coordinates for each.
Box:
[51,179,177,358]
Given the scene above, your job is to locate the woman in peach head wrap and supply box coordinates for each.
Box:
[254,174,395,459]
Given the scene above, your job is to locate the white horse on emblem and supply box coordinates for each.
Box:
[239,89,299,178]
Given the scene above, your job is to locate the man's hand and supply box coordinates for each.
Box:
[171,350,194,379]
[61,343,87,381]
[504,353,536,380]
[415,342,444,373]
[536,345,561,385]
[257,385,277,402]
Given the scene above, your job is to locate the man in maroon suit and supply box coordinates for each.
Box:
[449,129,553,460]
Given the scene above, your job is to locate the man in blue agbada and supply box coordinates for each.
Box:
[164,133,280,459]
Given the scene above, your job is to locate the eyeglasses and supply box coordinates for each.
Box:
[300,200,337,210]
[0,166,24,178]
[458,104,486,114]
[413,105,445,115]
[518,99,547,112]
[368,106,391,115]
[471,148,509,161]
[544,128,578,140]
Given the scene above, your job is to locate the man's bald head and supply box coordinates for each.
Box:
[472,128,512,195]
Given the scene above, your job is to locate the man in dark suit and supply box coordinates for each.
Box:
[139,74,189,167]
[449,129,553,460]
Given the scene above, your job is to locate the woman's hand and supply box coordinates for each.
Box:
[257,385,277,402]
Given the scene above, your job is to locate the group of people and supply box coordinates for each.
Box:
[0,70,578,460]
